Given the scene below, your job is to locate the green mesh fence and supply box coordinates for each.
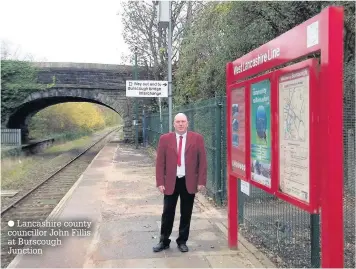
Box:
[144,95,355,268]
[343,76,355,269]
[239,187,316,267]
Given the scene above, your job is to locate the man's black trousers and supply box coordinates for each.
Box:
[159,176,195,245]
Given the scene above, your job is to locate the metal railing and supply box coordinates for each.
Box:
[1,129,21,146]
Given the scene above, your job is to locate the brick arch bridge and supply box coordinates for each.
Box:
[5,62,153,143]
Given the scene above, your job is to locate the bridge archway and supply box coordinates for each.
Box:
[6,88,128,142]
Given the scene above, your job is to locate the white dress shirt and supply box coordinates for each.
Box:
[176,132,187,178]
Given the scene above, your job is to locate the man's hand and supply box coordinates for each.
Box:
[158,185,165,194]
[197,185,205,192]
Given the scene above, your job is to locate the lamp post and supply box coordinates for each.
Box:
[156,1,172,132]
[167,1,172,132]
[134,46,138,149]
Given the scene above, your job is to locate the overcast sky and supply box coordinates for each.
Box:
[0,0,131,64]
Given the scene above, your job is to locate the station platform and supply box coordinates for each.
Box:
[7,133,276,268]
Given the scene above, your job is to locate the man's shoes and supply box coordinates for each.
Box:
[153,242,170,252]
[177,243,189,252]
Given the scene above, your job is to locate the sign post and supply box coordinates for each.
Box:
[226,6,344,268]
[134,47,138,149]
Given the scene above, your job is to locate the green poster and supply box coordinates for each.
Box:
[250,79,271,188]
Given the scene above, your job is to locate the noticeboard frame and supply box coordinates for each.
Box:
[228,60,320,212]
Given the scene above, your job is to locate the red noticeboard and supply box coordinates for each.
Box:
[228,60,319,210]
[226,6,344,268]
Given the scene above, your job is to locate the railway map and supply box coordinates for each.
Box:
[278,69,310,203]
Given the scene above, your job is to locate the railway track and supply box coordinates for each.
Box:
[1,128,118,268]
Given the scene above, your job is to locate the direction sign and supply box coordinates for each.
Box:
[126,80,168,97]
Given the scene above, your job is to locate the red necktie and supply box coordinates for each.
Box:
[177,136,183,166]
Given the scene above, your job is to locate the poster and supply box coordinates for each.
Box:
[278,68,310,203]
[250,79,271,188]
[231,87,246,177]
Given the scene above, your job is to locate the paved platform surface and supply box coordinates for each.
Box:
[8,133,276,268]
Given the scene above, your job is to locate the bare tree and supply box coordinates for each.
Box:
[119,1,205,80]
[1,40,38,61]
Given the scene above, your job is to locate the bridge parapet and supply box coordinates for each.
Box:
[34,62,150,90]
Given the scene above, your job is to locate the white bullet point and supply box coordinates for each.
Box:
[8,220,14,227]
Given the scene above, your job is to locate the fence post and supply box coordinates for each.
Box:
[189,104,195,131]
[311,214,320,268]
[142,107,146,147]
[18,129,21,145]
[238,179,245,224]
[214,96,222,205]
[221,97,227,202]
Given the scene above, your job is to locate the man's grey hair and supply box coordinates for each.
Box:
[174,112,188,121]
